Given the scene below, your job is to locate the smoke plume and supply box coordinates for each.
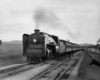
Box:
[33,8,77,39]
[34,8,60,29]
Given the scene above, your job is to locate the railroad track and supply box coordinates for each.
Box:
[30,58,79,80]
[0,63,31,79]
[0,54,75,80]
[0,63,28,73]
[0,60,56,79]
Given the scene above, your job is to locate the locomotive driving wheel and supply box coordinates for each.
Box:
[27,56,41,64]
[40,49,50,62]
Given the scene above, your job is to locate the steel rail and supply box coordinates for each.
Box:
[0,60,56,79]
[30,56,70,80]
[30,58,79,80]
[0,63,28,73]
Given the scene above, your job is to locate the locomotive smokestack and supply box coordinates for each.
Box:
[34,29,40,33]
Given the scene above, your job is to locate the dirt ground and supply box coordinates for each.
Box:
[1,44,100,80]
[77,52,100,80]
[0,44,26,67]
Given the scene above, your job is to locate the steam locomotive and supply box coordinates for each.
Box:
[23,29,81,63]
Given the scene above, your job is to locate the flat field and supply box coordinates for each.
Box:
[0,44,26,67]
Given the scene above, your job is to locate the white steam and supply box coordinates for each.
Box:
[33,8,77,39]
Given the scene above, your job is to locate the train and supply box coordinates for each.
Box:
[23,29,82,63]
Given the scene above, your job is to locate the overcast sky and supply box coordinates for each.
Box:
[0,0,100,44]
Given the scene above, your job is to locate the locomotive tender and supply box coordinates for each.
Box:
[23,29,81,63]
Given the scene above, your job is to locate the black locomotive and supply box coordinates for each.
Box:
[23,29,81,63]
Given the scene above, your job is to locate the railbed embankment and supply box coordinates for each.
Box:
[67,51,85,80]
[77,51,100,80]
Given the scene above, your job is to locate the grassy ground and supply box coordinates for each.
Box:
[77,52,100,80]
[0,44,26,67]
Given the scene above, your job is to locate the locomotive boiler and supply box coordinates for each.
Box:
[23,29,59,63]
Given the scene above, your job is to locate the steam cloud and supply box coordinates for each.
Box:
[33,8,78,39]
[34,8,60,29]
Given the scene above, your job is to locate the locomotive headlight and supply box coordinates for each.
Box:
[33,39,36,42]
